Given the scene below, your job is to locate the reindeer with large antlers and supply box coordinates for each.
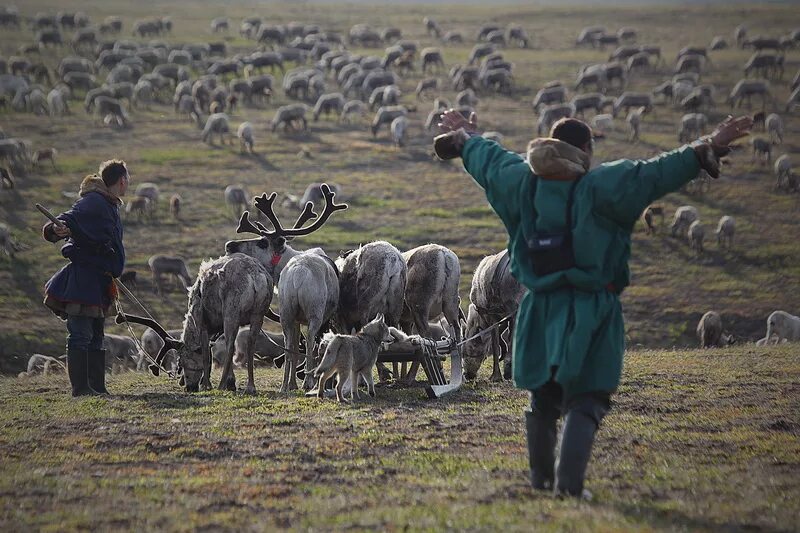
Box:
[225,183,348,392]
[117,252,274,394]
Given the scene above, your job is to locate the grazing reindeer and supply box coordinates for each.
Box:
[225,184,348,391]
[148,254,192,294]
[641,205,665,234]
[335,240,407,382]
[224,185,248,219]
[463,250,524,381]
[0,167,15,190]
[125,195,151,222]
[32,148,58,171]
[398,244,463,384]
[117,252,274,393]
[169,194,181,220]
[119,270,138,291]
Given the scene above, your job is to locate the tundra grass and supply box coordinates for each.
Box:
[0,345,798,531]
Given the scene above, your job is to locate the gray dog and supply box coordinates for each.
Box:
[313,314,392,402]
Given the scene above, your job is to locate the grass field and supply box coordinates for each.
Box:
[1,345,798,531]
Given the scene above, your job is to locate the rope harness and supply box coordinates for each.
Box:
[113,279,176,379]
[112,277,513,377]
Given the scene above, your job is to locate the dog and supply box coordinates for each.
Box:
[312,314,393,402]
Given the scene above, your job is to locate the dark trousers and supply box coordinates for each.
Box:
[527,380,611,494]
[530,381,611,423]
[66,315,105,351]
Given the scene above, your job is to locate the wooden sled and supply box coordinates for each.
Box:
[378,335,463,399]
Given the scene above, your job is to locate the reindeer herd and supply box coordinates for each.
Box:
[119,184,512,398]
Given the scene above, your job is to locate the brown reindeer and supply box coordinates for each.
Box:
[32,148,58,171]
[169,194,181,220]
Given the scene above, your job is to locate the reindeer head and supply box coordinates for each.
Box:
[462,304,492,380]
[115,313,205,392]
[224,183,347,275]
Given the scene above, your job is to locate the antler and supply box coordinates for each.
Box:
[116,313,182,377]
[292,202,317,230]
[275,183,348,238]
[235,210,272,237]
[252,192,286,235]
[244,183,347,239]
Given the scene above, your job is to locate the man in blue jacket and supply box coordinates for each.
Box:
[42,160,129,396]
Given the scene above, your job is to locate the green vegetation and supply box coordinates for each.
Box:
[0,345,798,531]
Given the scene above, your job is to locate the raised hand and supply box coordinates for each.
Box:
[709,115,753,147]
[437,109,478,134]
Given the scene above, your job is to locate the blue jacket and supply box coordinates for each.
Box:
[44,181,125,312]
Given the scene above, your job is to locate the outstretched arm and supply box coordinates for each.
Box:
[593,116,752,228]
[434,109,529,232]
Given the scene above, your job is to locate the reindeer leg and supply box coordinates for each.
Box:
[504,319,514,380]
[350,368,360,401]
[218,327,237,391]
[303,318,321,391]
[200,328,212,391]
[490,329,503,382]
[280,324,294,393]
[244,319,262,395]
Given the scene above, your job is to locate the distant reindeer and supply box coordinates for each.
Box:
[148,254,191,294]
[32,148,58,171]
[169,194,181,220]
[224,185,248,219]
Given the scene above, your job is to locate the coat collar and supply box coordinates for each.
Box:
[79,175,121,205]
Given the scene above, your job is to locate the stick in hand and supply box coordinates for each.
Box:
[36,203,71,239]
[36,203,65,227]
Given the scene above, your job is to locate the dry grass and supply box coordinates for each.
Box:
[1,344,798,531]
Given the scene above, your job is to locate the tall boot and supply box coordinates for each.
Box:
[555,396,608,498]
[525,409,558,490]
[67,348,95,397]
[87,349,109,395]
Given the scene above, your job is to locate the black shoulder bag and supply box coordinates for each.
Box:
[526,176,582,277]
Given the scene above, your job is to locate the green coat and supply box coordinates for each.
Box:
[462,136,700,397]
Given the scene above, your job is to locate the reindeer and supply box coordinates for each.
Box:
[169,194,181,220]
[463,250,524,381]
[398,244,463,384]
[335,241,407,382]
[32,148,58,171]
[225,184,348,391]
[148,254,192,294]
[117,253,274,394]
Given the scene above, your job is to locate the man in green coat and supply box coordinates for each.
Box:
[435,112,752,498]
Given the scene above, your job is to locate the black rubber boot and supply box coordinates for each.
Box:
[67,348,95,397]
[87,349,109,395]
[555,396,608,498]
[525,410,558,490]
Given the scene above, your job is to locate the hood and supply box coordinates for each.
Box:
[79,175,121,205]
[526,138,590,181]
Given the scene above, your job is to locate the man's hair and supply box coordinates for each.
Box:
[99,159,127,187]
[549,118,592,150]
